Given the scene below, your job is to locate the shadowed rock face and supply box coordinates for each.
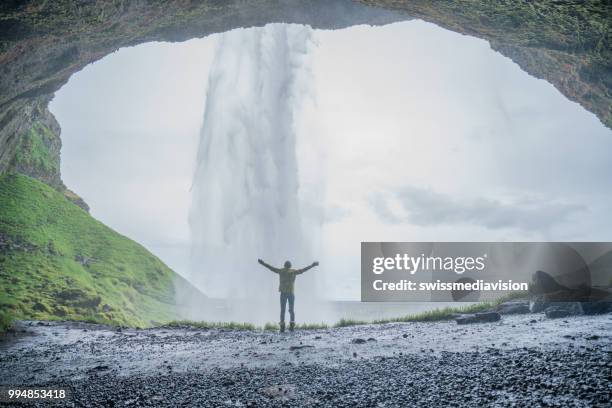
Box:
[0,0,610,187]
[529,269,612,315]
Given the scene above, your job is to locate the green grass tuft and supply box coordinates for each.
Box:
[333,318,369,328]
[0,310,15,333]
[165,293,527,332]
[371,303,490,324]
[262,322,329,330]
[263,322,278,331]
[166,320,329,331]
[369,292,526,325]
[296,322,329,330]
[165,320,257,330]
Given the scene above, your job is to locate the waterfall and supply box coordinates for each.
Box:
[188,24,318,323]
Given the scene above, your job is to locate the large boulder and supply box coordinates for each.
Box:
[544,303,583,319]
[496,299,530,315]
[581,300,612,315]
[529,295,548,313]
[529,296,586,314]
[529,270,590,303]
[531,270,570,294]
[545,307,570,319]
[529,270,611,315]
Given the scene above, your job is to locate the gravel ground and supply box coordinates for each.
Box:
[0,314,610,407]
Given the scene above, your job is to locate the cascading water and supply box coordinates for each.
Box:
[188,24,323,324]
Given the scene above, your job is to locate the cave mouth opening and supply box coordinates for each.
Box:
[49,19,612,325]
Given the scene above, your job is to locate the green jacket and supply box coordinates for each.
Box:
[259,262,315,293]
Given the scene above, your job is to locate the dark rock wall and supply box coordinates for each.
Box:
[0,0,609,190]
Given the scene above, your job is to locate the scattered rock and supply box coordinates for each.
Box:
[32,302,49,312]
[529,270,610,316]
[531,270,570,294]
[89,365,110,371]
[74,254,95,266]
[53,307,67,317]
[351,338,367,344]
[496,300,529,315]
[260,384,296,401]
[544,303,583,319]
[221,377,235,386]
[3,314,612,406]
[581,301,612,315]
[63,187,90,212]
[585,335,600,341]
[132,283,145,293]
[545,307,570,319]
[455,312,501,325]
[529,295,548,313]
[288,345,313,351]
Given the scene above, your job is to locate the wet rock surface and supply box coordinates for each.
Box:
[0,314,610,407]
[545,307,572,319]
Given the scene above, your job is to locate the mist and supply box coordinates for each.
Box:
[188,24,327,324]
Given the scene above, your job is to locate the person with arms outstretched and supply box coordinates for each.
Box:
[257,259,319,332]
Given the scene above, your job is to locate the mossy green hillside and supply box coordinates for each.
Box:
[12,122,59,174]
[0,173,182,327]
[9,120,64,189]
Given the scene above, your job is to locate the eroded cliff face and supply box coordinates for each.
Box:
[0,94,89,210]
[0,0,610,189]
[6,97,62,188]
[0,97,54,182]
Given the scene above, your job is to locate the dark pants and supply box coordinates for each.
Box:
[280,292,295,323]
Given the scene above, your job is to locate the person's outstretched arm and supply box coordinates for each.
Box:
[297,261,319,274]
[258,259,280,274]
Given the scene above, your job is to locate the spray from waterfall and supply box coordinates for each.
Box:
[187,24,324,324]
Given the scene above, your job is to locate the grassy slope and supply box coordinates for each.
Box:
[0,173,181,328]
[12,122,59,177]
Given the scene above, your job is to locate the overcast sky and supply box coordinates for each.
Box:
[50,20,612,299]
